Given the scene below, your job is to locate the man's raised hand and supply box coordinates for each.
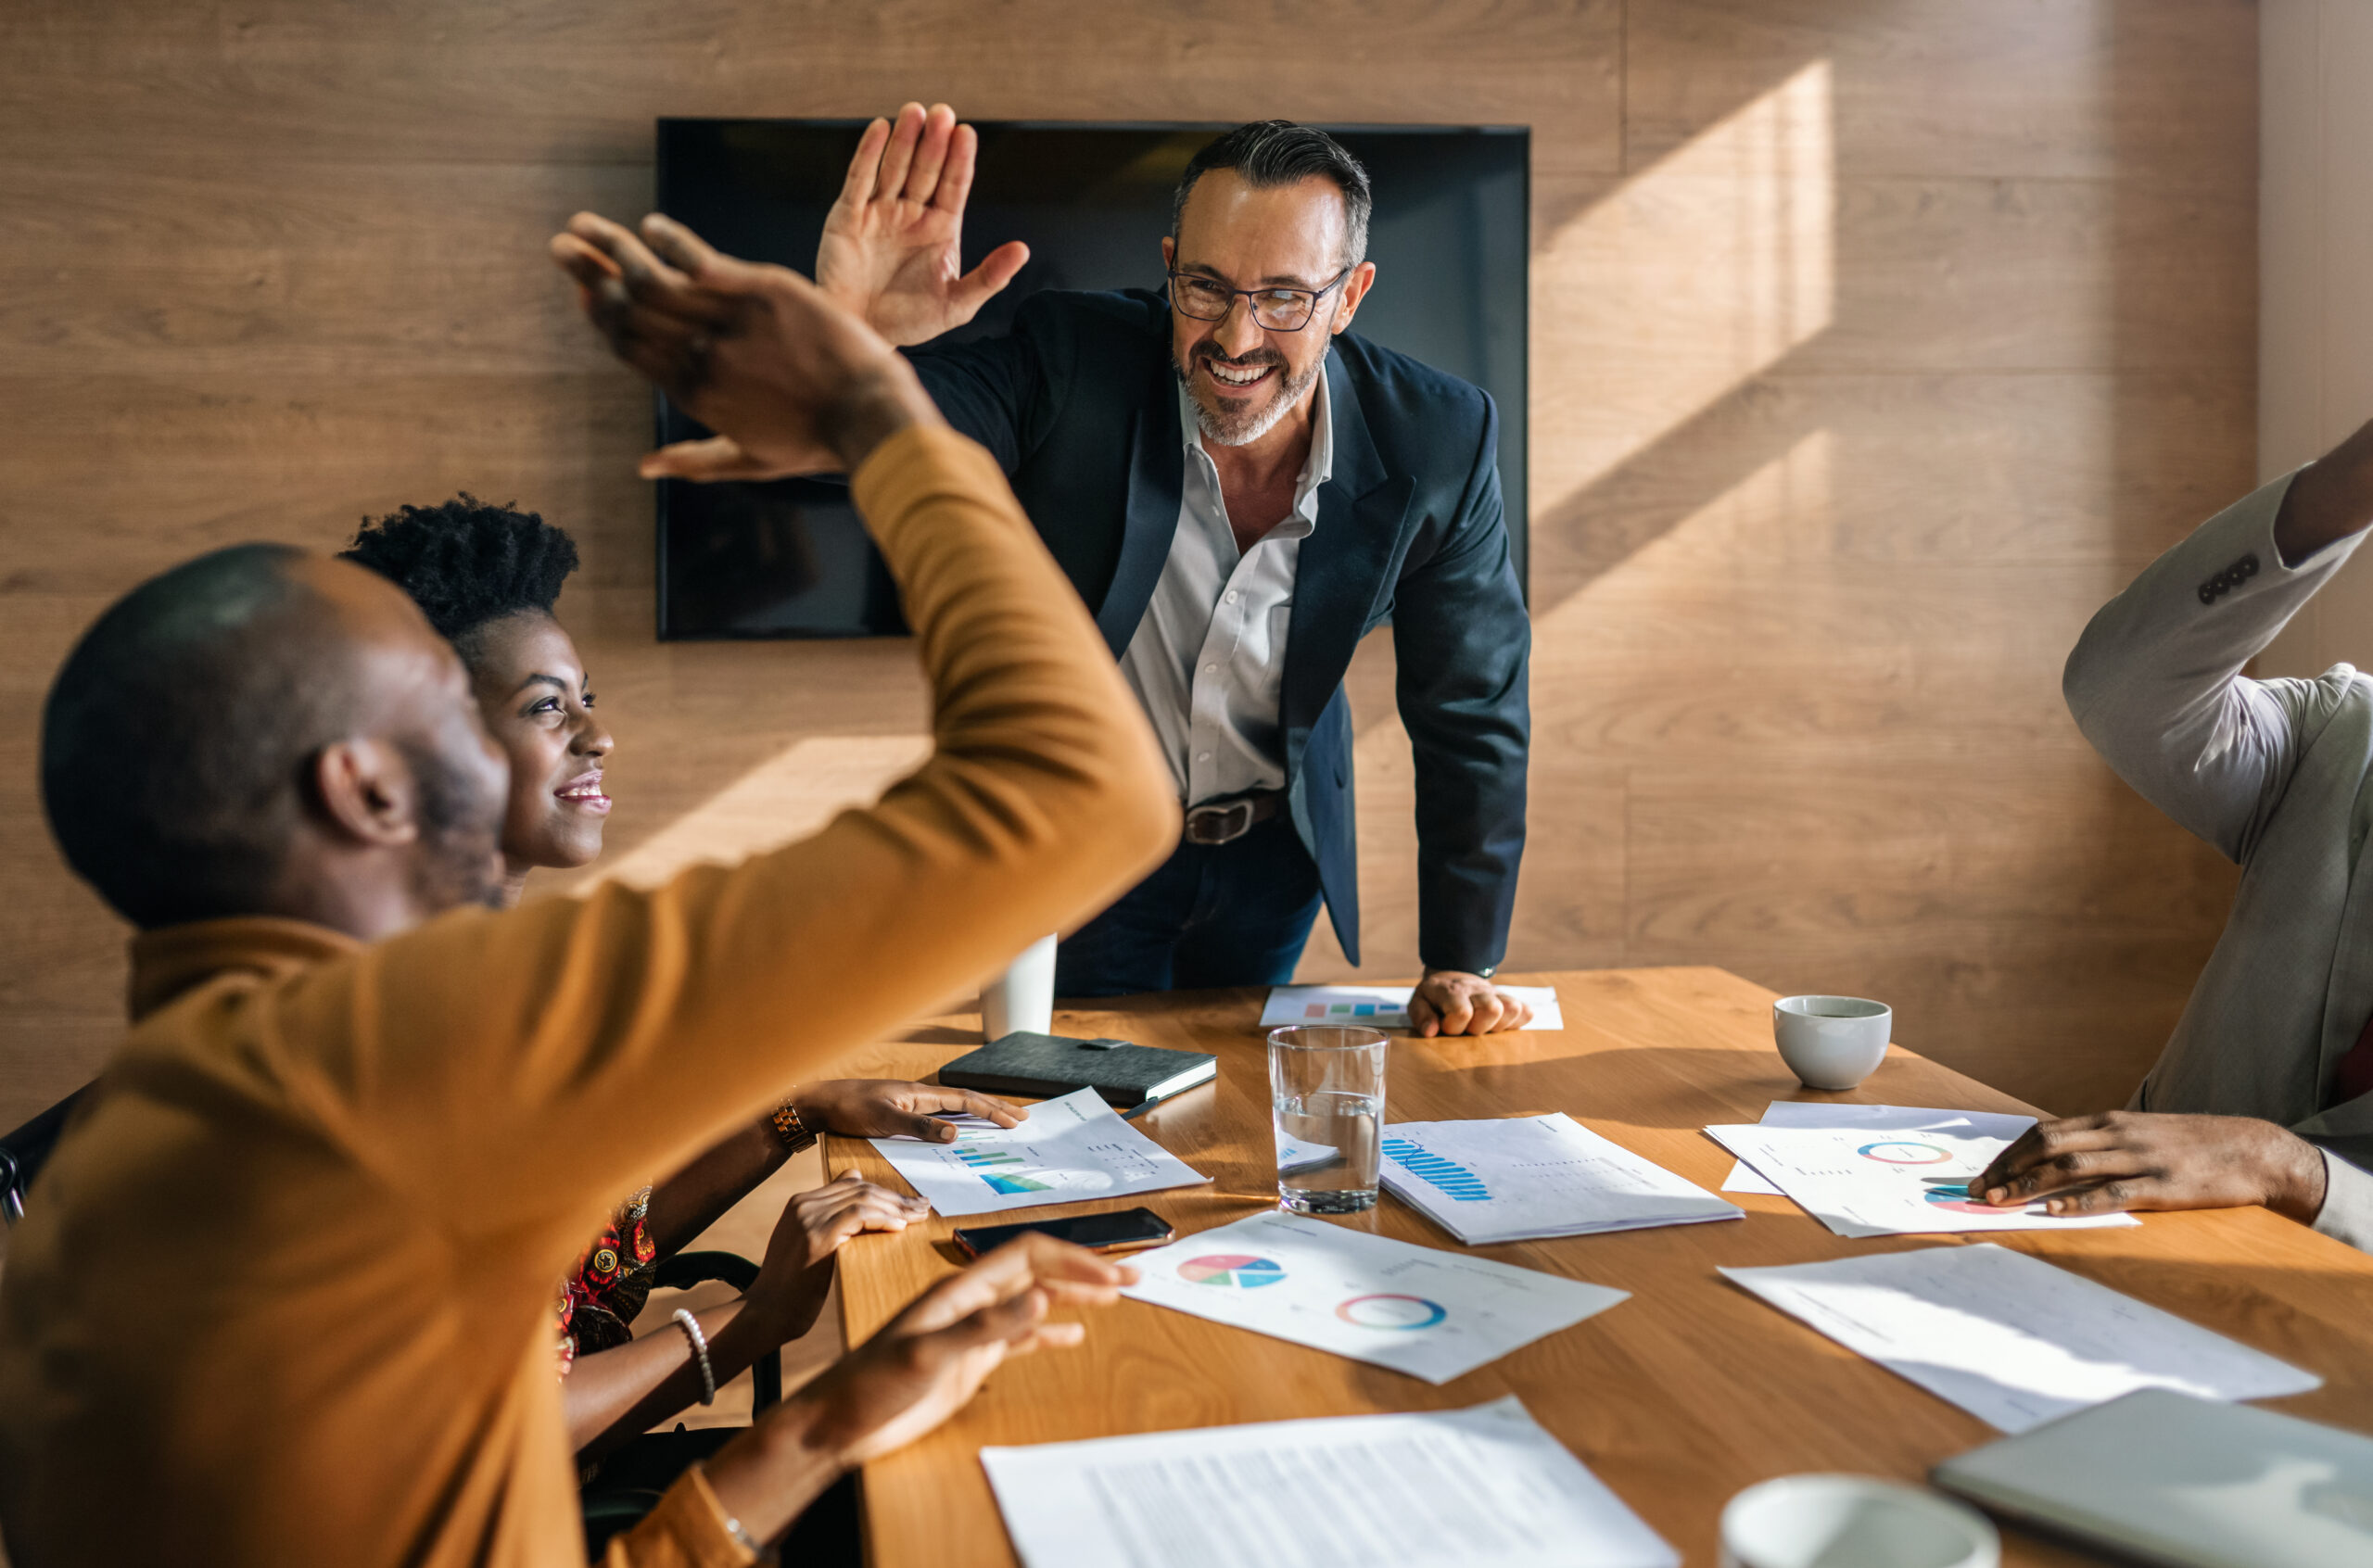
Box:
[818,103,1031,348]
[551,209,945,479]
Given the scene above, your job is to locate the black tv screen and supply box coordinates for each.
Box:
[654,120,1529,639]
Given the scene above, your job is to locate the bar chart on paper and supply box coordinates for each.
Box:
[868,1088,1209,1217]
[1379,1115,1741,1245]
[1382,1137,1493,1201]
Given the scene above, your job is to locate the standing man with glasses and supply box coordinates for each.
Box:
[651,109,1533,1035]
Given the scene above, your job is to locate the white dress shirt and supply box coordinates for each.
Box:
[1120,367,1336,806]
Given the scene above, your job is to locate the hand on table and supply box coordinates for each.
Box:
[742,1171,928,1346]
[817,102,1030,348]
[799,1232,1134,1465]
[1409,968,1533,1038]
[551,206,944,481]
[792,1079,1025,1143]
[699,1233,1134,1544]
[1972,1111,2329,1224]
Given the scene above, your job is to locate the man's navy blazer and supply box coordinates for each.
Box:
[906,288,1529,972]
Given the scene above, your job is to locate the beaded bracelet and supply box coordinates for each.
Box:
[670,1308,717,1406]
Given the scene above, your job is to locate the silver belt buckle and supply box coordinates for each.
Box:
[1184,798,1256,845]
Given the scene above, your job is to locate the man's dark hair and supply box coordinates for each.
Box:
[1170,120,1372,269]
[42,544,358,929]
[340,494,578,664]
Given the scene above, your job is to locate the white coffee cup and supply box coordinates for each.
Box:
[1720,1474,1999,1568]
[980,933,1058,1043]
[1772,995,1892,1091]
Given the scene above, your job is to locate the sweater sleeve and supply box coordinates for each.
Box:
[603,1465,756,1568]
[266,425,1179,1248]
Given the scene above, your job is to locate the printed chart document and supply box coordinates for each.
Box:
[1382,1113,1741,1244]
[1120,1209,1624,1385]
[868,1087,1207,1218]
[981,1396,1677,1568]
[1721,1102,2042,1195]
[1703,1121,2139,1237]
[1722,1244,2320,1433]
[1262,983,1564,1031]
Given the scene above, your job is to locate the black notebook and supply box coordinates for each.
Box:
[937,1031,1218,1110]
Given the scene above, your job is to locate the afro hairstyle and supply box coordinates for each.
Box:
[340,493,580,660]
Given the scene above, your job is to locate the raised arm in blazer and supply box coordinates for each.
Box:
[2064,469,2373,1250]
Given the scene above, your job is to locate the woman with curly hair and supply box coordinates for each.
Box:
[344,496,1022,1462]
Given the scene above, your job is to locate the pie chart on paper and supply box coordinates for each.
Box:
[1178,1255,1288,1289]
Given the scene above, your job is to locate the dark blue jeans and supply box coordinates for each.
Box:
[1057,816,1325,996]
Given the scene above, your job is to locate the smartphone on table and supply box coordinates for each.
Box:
[951,1207,1175,1257]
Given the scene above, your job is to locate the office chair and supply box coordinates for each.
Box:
[577,1248,793,1554]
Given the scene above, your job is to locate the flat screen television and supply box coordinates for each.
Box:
[653,120,1529,639]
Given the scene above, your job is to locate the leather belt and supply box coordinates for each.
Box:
[1182,789,1285,846]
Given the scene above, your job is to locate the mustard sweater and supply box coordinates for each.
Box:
[0,426,1177,1567]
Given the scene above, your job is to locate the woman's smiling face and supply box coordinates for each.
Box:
[463,610,613,874]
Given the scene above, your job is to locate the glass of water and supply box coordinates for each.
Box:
[1266,1024,1390,1214]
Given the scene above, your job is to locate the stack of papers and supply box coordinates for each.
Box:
[1262,983,1565,1031]
[1381,1113,1742,1244]
[867,1087,1208,1218]
[1121,1209,1626,1384]
[1723,1244,2321,1433]
[1704,1119,2140,1237]
[982,1396,1677,1568]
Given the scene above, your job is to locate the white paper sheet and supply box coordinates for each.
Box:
[981,1396,1677,1568]
[1722,1244,2321,1433]
[1261,983,1564,1031]
[1719,1102,2042,1195]
[1703,1121,2139,1236]
[1120,1209,1625,1385]
[1381,1113,1742,1244]
[1273,1132,1339,1177]
[868,1087,1208,1218]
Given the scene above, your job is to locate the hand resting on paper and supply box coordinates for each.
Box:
[1972,1110,2328,1224]
[792,1079,1024,1144]
[1409,968,1534,1038]
[693,1233,1135,1548]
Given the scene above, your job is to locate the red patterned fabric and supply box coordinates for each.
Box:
[555,1186,657,1375]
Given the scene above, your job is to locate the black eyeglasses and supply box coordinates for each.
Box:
[1167,267,1352,332]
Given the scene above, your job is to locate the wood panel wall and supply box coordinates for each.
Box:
[0,0,2254,1137]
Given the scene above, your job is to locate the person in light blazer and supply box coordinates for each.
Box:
[1973,415,2373,1251]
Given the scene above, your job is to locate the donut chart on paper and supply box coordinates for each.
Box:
[1856,1140,1954,1165]
[1335,1293,1448,1330]
[1179,1255,1288,1289]
[1922,1182,2009,1216]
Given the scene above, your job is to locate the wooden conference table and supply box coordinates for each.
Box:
[825,967,2373,1567]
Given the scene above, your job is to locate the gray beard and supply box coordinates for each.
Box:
[1178,353,1324,448]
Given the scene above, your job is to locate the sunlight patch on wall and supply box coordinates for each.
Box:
[1535,427,1835,648]
[580,734,933,891]
[1533,58,1835,508]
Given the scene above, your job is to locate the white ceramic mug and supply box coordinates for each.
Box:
[1772,995,1892,1091]
[1720,1474,1999,1568]
[980,933,1058,1043]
